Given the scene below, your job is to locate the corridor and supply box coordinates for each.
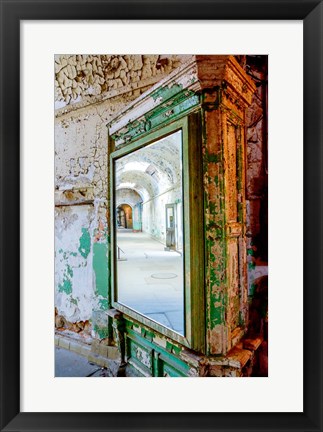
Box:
[116,229,184,334]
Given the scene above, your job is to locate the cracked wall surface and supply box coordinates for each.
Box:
[54,55,190,337]
[55,54,190,109]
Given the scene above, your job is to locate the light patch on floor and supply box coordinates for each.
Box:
[116,230,184,334]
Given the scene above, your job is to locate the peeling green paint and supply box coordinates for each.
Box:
[206,153,220,164]
[249,283,256,297]
[146,95,198,132]
[58,278,72,294]
[141,328,155,342]
[99,298,109,310]
[93,242,109,298]
[112,88,198,145]
[123,317,191,376]
[210,252,216,262]
[210,304,224,326]
[166,341,181,355]
[208,201,216,214]
[94,324,109,339]
[248,261,256,270]
[78,228,91,259]
[66,264,73,278]
[210,266,221,288]
[151,83,183,102]
[204,135,228,335]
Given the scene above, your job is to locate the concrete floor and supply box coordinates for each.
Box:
[116,230,184,334]
[55,347,111,377]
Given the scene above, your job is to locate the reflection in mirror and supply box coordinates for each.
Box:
[114,130,184,335]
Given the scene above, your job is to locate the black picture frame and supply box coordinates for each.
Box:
[0,1,322,431]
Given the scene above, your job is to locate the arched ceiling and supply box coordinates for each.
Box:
[115,130,182,202]
[117,170,157,202]
[116,188,142,208]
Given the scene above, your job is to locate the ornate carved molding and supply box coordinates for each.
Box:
[107,55,256,145]
[110,90,199,145]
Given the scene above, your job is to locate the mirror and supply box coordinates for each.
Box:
[114,130,184,335]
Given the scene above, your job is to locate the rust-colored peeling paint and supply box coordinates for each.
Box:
[202,58,255,356]
[208,327,224,355]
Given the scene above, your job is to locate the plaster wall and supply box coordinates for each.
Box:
[55,55,189,331]
[142,185,181,244]
[55,98,119,325]
[55,205,95,321]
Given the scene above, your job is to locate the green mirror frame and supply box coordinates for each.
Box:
[109,114,205,352]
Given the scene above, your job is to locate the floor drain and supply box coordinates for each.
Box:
[151,273,177,279]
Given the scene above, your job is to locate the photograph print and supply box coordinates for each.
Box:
[54,54,268,377]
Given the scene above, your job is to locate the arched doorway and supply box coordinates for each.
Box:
[116,204,133,229]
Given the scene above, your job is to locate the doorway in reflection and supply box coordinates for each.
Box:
[116,204,133,229]
[114,130,184,335]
